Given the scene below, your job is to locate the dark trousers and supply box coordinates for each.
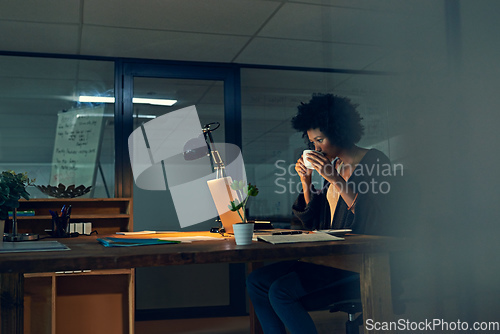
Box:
[246,260,360,334]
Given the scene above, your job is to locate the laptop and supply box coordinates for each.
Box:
[207,177,243,234]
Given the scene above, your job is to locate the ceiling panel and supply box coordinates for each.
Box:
[81,26,251,62]
[260,2,446,55]
[83,0,281,35]
[291,0,443,14]
[236,37,385,69]
[0,0,448,73]
[259,3,397,45]
[0,0,81,23]
[0,21,80,54]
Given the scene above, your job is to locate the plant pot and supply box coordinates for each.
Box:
[233,223,254,245]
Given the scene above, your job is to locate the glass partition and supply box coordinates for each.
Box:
[128,73,242,317]
[0,55,115,198]
[131,77,226,233]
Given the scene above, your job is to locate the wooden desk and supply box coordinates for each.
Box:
[0,234,405,334]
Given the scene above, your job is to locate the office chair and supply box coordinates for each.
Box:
[321,279,406,334]
[300,265,406,334]
[322,278,406,334]
[328,299,363,334]
[301,296,363,334]
[300,279,363,334]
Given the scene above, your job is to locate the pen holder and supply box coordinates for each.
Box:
[52,215,71,238]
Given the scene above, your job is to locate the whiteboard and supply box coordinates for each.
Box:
[50,106,105,190]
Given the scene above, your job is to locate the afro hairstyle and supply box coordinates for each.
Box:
[291,93,364,148]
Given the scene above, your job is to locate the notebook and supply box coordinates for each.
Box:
[207,176,243,234]
[0,241,70,253]
[257,233,344,244]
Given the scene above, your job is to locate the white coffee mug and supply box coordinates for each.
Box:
[303,149,321,169]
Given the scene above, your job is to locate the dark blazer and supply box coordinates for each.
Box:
[292,149,394,235]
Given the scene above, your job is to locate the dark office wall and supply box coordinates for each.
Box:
[390,0,500,326]
[442,0,500,322]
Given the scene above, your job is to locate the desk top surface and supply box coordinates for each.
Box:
[0,234,407,274]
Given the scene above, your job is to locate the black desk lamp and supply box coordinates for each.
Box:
[183,122,231,233]
[183,122,226,179]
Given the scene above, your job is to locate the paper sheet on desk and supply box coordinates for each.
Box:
[257,233,344,244]
[116,231,177,235]
[157,236,226,243]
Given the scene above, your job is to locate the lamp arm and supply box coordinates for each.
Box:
[203,126,226,178]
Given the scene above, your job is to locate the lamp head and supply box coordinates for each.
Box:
[183,122,221,161]
[183,134,208,161]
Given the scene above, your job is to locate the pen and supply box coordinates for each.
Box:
[63,205,71,234]
[49,210,59,235]
[49,210,58,219]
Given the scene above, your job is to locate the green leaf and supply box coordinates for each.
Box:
[247,184,259,197]
[229,200,243,212]
[0,170,33,216]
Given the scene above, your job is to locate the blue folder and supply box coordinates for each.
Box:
[97,237,180,247]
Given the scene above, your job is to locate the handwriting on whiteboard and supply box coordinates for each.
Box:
[51,106,105,187]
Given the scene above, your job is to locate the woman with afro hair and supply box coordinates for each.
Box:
[246,93,393,334]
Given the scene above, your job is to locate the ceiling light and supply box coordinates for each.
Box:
[132,98,177,106]
[76,113,156,119]
[78,96,177,106]
[78,96,114,103]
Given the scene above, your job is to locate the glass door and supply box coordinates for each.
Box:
[131,77,227,232]
[120,63,245,319]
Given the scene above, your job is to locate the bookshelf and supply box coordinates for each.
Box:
[16,198,134,334]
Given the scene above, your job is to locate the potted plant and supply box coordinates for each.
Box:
[0,170,34,237]
[228,180,259,245]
